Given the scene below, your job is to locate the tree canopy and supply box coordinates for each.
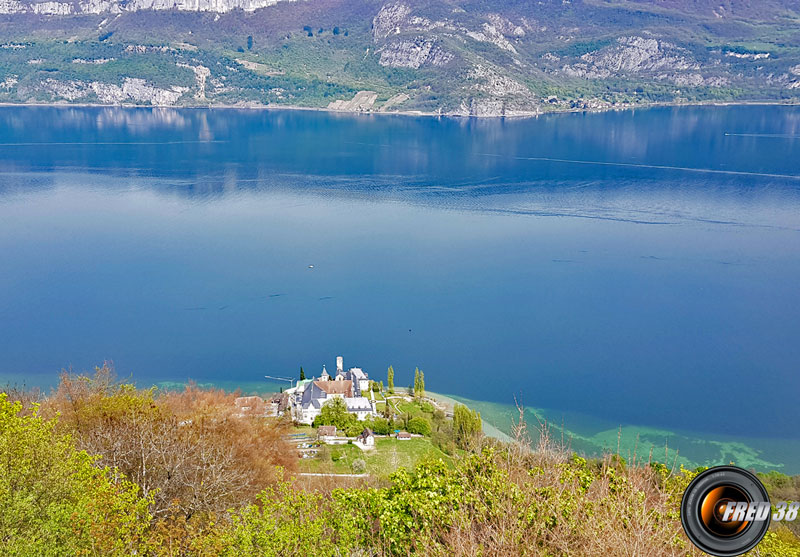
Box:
[0,393,151,556]
[453,403,482,450]
[313,397,356,431]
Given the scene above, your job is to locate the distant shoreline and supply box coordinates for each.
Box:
[5,373,798,473]
[0,99,798,120]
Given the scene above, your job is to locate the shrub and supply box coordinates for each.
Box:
[369,417,390,435]
[407,416,432,436]
[351,459,366,474]
[46,367,293,519]
[0,393,151,556]
[210,480,361,555]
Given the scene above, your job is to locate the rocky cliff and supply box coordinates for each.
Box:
[0,0,292,14]
[0,0,798,115]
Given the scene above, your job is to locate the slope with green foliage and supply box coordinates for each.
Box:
[0,0,799,114]
[0,393,151,556]
[2,371,800,555]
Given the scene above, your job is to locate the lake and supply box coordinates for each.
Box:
[0,105,798,471]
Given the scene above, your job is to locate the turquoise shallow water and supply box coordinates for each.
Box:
[444,394,800,473]
[0,105,799,472]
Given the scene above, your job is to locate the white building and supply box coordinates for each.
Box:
[285,356,377,425]
[334,356,371,396]
[346,396,374,421]
[357,428,375,447]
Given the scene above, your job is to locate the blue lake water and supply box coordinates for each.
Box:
[1,105,799,471]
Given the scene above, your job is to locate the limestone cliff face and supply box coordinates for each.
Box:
[369,3,539,115]
[557,36,729,87]
[41,77,188,105]
[0,0,290,14]
[371,3,526,60]
[378,37,453,69]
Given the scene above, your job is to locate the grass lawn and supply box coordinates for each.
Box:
[396,399,436,420]
[364,438,451,475]
[297,437,451,477]
[298,444,363,474]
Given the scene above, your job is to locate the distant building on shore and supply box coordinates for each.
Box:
[285,355,377,425]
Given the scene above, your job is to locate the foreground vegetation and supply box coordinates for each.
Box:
[2,366,800,556]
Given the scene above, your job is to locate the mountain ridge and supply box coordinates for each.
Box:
[1,0,799,115]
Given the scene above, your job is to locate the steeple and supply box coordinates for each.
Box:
[320,364,330,381]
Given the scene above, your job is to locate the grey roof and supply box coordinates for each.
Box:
[345,397,372,412]
[300,381,328,410]
[349,367,367,380]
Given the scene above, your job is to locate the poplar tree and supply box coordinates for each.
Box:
[387,366,394,394]
[414,368,420,398]
[419,370,425,398]
[299,367,305,380]
[453,404,482,450]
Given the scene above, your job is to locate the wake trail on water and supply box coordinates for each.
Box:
[477,152,800,180]
[724,133,800,139]
[0,140,228,146]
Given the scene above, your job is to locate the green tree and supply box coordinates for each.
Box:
[313,397,355,431]
[0,393,151,556]
[247,35,253,50]
[345,422,364,437]
[368,417,390,435]
[453,403,482,451]
[407,416,431,436]
[419,370,425,399]
[414,368,420,398]
[300,366,305,380]
[387,365,394,394]
[213,480,361,555]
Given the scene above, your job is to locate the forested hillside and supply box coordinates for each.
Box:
[1,0,799,114]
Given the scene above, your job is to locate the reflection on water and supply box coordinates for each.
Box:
[0,105,799,471]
